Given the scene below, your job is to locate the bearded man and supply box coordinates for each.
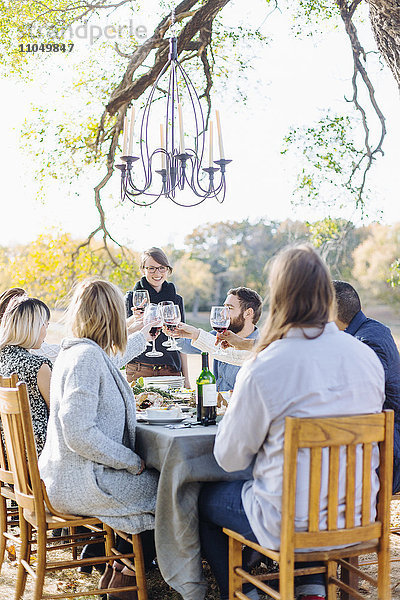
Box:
[176,287,262,390]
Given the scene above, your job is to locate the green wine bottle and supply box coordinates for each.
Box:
[196,352,217,426]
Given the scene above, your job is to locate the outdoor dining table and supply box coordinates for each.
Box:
[135,420,252,600]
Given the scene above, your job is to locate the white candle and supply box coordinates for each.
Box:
[122,115,128,156]
[177,103,185,153]
[215,110,225,160]
[208,121,213,167]
[128,105,135,155]
[160,124,166,169]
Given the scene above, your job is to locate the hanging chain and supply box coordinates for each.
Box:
[170,1,177,37]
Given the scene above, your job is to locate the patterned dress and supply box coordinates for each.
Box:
[0,345,52,455]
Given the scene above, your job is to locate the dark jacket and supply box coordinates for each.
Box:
[346,310,400,493]
[125,278,185,371]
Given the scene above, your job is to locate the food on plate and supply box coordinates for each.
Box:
[132,380,196,410]
[135,391,167,409]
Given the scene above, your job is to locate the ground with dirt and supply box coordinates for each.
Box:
[2,534,400,600]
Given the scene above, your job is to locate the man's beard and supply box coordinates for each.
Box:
[228,312,246,334]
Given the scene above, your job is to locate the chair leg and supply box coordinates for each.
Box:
[14,514,29,600]
[132,534,148,600]
[377,544,391,600]
[70,526,77,560]
[326,560,337,600]
[32,526,47,600]
[104,524,115,564]
[228,535,243,600]
[278,551,294,600]
[0,496,7,573]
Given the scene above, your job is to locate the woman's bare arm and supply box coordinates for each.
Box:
[37,363,52,410]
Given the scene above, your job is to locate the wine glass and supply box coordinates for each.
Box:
[159,300,175,347]
[210,306,230,355]
[162,304,183,352]
[132,290,150,319]
[144,303,164,358]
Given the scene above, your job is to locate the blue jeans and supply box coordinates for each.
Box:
[198,480,326,599]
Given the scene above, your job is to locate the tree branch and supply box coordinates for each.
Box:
[77,0,229,254]
[106,0,230,115]
[336,0,386,205]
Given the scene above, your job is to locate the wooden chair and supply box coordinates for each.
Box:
[0,379,148,600]
[0,373,20,573]
[224,411,393,600]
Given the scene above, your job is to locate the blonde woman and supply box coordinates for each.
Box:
[39,279,159,597]
[198,245,385,600]
[0,297,52,455]
[0,287,60,363]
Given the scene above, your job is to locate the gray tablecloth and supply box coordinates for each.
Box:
[135,422,252,600]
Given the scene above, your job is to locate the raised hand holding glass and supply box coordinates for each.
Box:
[132,290,150,318]
[210,306,230,355]
[144,303,164,357]
[159,300,175,347]
[163,304,183,351]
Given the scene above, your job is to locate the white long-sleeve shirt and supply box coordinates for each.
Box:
[192,329,252,366]
[214,322,385,550]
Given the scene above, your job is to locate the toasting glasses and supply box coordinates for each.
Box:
[132,290,150,318]
[210,306,230,355]
[162,304,182,352]
[159,300,175,347]
[144,303,164,357]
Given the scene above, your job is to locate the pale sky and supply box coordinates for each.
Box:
[1,1,399,250]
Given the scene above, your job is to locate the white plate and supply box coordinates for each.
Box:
[143,376,185,389]
[146,417,186,425]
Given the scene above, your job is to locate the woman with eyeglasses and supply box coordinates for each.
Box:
[125,247,189,386]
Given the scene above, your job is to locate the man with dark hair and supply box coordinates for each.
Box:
[333,280,400,492]
[177,287,262,390]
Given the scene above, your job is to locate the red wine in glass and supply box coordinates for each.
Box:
[212,326,228,333]
[165,322,177,332]
[210,306,230,355]
[149,326,162,337]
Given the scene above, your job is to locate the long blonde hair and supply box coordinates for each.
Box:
[255,244,335,354]
[67,279,127,355]
[0,297,50,350]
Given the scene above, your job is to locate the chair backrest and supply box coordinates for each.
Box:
[0,373,19,486]
[0,380,46,522]
[281,411,393,554]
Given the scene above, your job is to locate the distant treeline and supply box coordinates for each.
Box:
[1,219,400,312]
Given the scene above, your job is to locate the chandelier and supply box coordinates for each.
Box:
[115,28,231,207]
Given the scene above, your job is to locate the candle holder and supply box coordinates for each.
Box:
[214,159,232,174]
[116,35,231,208]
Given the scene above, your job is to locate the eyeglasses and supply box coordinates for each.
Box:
[144,266,168,273]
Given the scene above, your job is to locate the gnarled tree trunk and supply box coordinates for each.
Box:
[367,0,400,89]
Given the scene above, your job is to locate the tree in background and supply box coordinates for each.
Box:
[352,223,400,306]
[0,231,140,307]
[172,255,214,317]
[306,217,369,279]
[182,218,309,304]
[2,220,399,312]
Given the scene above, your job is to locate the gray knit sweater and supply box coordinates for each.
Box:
[39,333,158,534]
